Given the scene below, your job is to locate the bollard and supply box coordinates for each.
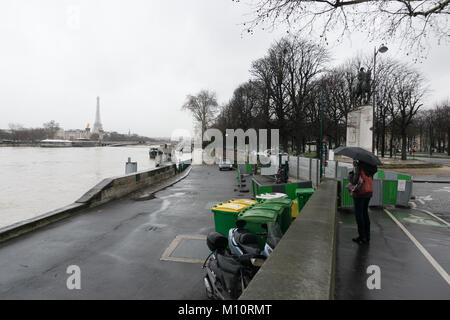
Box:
[335,161,339,179]
[125,157,138,174]
[309,158,312,181]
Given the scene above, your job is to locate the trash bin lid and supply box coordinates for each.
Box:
[256,193,288,200]
[255,203,284,214]
[295,188,315,196]
[261,198,292,207]
[211,202,247,213]
[229,199,258,207]
[238,208,278,222]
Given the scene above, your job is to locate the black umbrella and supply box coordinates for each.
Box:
[334,146,382,166]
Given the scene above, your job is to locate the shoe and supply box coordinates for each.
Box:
[362,238,370,244]
[352,237,364,244]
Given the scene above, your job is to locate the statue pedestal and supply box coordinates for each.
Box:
[346,105,373,151]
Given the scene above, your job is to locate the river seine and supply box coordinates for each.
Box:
[0,146,155,229]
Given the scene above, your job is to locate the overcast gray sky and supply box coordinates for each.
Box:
[0,0,448,137]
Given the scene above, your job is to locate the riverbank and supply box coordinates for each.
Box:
[0,162,191,244]
[0,141,147,147]
[0,143,37,147]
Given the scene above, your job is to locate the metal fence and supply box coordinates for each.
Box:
[287,156,413,206]
[288,156,352,187]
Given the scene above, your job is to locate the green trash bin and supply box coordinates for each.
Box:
[258,198,292,233]
[254,203,285,233]
[296,188,315,213]
[211,202,249,236]
[237,208,280,249]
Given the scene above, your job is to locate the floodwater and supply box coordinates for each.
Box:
[0,146,155,229]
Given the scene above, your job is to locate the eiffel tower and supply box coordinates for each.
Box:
[92,96,103,134]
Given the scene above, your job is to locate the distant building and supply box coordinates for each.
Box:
[54,129,65,140]
[85,123,91,139]
[63,129,86,141]
[52,98,105,141]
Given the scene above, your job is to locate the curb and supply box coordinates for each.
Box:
[240,179,337,300]
[413,180,450,184]
[132,166,192,201]
[0,203,88,244]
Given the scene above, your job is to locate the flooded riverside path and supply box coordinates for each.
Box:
[0,146,155,229]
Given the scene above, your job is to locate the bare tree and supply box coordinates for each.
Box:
[374,59,400,157]
[251,39,291,150]
[420,100,450,155]
[284,37,329,152]
[213,36,430,158]
[239,0,449,54]
[182,90,219,138]
[249,36,329,151]
[433,101,450,154]
[43,120,60,139]
[389,64,427,159]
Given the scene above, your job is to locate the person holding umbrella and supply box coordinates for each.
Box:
[334,147,381,245]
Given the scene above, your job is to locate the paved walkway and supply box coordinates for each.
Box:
[408,156,450,167]
[0,165,243,299]
[3,164,449,300]
[336,205,450,299]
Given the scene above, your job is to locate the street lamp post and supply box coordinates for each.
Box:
[319,86,324,179]
[372,44,388,155]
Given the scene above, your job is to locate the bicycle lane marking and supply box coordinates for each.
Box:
[408,199,449,227]
[416,208,450,227]
[384,208,450,286]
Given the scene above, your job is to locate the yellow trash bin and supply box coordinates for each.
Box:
[211,202,249,236]
[291,200,299,218]
[229,199,258,207]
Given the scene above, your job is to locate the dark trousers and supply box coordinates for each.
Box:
[353,197,371,241]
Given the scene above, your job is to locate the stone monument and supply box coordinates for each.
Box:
[346,105,373,152]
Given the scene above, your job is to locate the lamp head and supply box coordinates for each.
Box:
[378,45,388,53]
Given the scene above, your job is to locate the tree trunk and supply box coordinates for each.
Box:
[401,131,407,160]
[442,134,446,156]
[419,126,423,152]
[389,133,394,158]
[448,127,450,156]
[429,124,433,157]
[316,139,320,159]
[381,116,386,158]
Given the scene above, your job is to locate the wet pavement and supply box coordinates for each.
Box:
[410,182,450,224]
[413,175,450,183]
[2,164,449,300]
[0,165,243,299]
[336,204,450,299]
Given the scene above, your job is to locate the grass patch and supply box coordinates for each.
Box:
[301,152,317,158]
